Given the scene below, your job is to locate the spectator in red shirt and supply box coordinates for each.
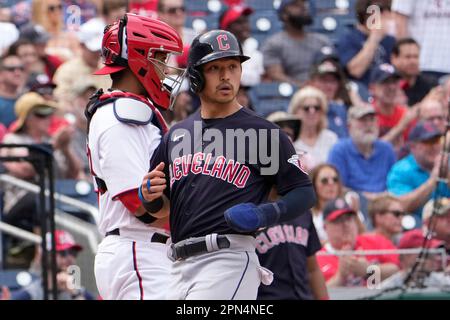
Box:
[367,194,405,245]
[317,197,399,287]
[369,63,417,153]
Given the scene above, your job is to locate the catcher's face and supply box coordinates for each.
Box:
[200,57,242,105]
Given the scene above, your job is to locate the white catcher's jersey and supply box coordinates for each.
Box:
[87,99,161,236]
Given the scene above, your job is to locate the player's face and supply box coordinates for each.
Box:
[315,166,340,202]
[152,52,169,81]
[200,57,242,105]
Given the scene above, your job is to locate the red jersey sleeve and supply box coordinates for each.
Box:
[116,189,141,213]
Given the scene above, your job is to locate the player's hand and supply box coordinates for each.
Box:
[224,203,262,233]
[141,162,166,203]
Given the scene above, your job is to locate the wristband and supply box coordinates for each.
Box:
[138,185,164,213]
[142,197,163,213]
[136,212,157,224]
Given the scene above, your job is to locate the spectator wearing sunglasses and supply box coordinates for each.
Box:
[328,104,396,199]
[367,194,405,245]
[0,53,27,128]
[387,121,450,227]
[310,164,364,243]
[157,0,197,47]
[1,230,95,300]
[31,0,81,61]
[288,86,338,171]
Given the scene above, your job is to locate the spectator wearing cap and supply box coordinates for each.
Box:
[288,86,338,171]
[31,0,81,61]
[1,229,95,300]
[308,60,349,138]
[19,24,63,80]
[317,197,399,287]
[336,0,396,89]
[367,194,405,245]
[312,46,357,108]
[391,38,438,107]
[422,198,450,253]
[53,19,111,108]
[328,105,396,197]
[379,228,447,290]
[387,121,450,227]
[219,4,264,87]
[369,63,417,153]
[262,0,332,87]
[1,92,81,214]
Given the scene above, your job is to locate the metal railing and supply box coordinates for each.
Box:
[0,174,99,225]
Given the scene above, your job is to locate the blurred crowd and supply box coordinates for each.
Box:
[1,0,450,299]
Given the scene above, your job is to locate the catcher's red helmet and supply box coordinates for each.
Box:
[94,13,184,108]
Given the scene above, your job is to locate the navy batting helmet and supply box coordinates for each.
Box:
[187,29,249,93]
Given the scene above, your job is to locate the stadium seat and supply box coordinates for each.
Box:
[309,13,355,43]
[248,82,298,118]
[246,0,281,11]
[249,11,282,35]
[54,179,97,224]
[185,14,220,34]
[0,269,38,290]
[185,0,223,14]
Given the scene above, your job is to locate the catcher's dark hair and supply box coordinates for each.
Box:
[110,68,127,83]
[392,38,420,56]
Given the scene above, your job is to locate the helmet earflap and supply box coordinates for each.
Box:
[188,66,204,93]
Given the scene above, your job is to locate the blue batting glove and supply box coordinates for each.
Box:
[224,202,284,233]
[224,203,264,232]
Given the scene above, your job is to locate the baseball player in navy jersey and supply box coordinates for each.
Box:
[85,13,185,300]
[140,29,316,300]
[255,210,329,300]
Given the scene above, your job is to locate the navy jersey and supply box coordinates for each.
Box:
[150,107,311,243]
[256,211,321,300]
